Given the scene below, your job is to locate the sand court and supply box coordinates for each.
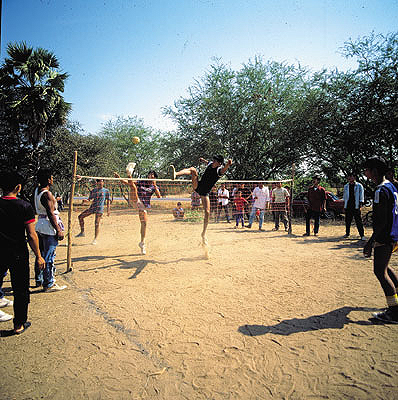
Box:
[1,210,397,399]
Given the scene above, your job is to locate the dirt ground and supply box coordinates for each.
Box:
[1,209,398,400]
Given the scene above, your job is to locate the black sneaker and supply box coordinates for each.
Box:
[372,308,398,324]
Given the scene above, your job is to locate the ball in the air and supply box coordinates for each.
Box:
[132,136,140,144]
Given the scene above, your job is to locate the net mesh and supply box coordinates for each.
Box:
[72,176,294,221]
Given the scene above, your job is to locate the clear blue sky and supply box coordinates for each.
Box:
[2,0,397,134]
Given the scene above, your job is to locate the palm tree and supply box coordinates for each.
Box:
[0,42,71,196]
[0,41,71,146]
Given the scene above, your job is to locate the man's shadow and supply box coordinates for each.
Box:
[238,306,381,336]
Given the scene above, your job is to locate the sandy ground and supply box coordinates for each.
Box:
[1,209,398,400]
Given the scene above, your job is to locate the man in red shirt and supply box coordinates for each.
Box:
[303,176,327,236]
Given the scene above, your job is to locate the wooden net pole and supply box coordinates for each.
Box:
[66,150,78,272]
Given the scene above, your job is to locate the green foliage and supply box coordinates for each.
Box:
[302,32,398,194]
[0,42,71,198]
[163,58,311,180]
[98,116,163,177]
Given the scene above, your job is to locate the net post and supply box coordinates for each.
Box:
[66,150,78,272]
[288,163,295,234]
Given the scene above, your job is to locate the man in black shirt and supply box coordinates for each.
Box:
[0,171,45,334]
[170,156,232,244]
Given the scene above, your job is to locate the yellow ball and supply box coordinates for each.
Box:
[132,136,140,144]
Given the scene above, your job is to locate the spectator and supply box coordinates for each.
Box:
[173,202,185,219]
[191,191,201,210]
[343,174,365,240]
[0,171,45,333]
[247,182,270,230]
[217,182,231,223]
[34,169,67,292]
[303,176,326,236]
[272,182,290,232]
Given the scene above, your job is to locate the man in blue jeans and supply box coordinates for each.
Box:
[34,169,67,292]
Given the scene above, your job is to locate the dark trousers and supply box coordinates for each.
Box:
[345,207,364,237]
[306,210,320,234]
[217,204,230,222]
[0,250,30,328]
[374,244,397,297]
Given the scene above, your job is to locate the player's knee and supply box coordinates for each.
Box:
[190,167,198,176]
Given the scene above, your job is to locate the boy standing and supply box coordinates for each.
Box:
[343,174,365,240]
[272,182,290,232]
[233,191,248,228]
[247,182,270,230]
[303,177,326,236]
[217,182,231,223]
[0,171,45,334]
[34,169,67,292]
[363,157,398,323]
[170,156,232,244]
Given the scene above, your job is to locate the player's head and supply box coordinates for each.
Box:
[220,182,226,189]
[276,181,282,188]
[147,170,158,179]
[177,201,182,207]
[258,182,264,188]
[312,176,321,185]
[212,155,224,167]
[0,171,24,195]
[347,174,357,183]
[96,179,104,188]
[37,169,53,187]
[236,190,242,197]
[363,156,388,182]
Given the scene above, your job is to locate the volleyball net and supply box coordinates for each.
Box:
[71,175,295,217]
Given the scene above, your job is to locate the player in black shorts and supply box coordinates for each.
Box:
[170,155,232,244]
[0,171,45,334]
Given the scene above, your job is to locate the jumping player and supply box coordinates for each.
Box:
[363,157,398,323]
[170,156,232,244]
[76,179,110,245]
[114,169,161,255]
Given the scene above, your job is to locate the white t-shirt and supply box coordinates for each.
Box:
[217,188,229,206]
[252,186,270,209]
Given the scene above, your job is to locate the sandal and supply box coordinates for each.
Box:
[14,321,31,335]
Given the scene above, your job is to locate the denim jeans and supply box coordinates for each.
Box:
[35,233,58,289]
[248,207,265,229]
[235,212,245,227]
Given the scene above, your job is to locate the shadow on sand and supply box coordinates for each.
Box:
[238,306,383,336]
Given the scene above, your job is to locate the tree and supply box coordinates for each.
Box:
[302,32,398,193]
[163,58,310,179]
[0,42,71,189]
[98,116,163,177]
